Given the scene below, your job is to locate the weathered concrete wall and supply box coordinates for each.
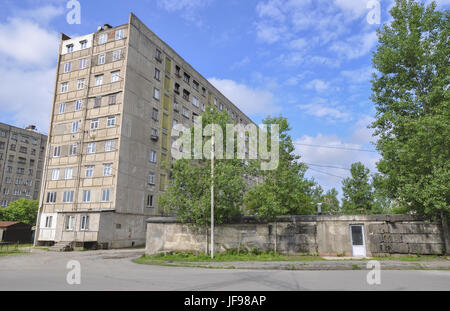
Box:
[145,215,447,256]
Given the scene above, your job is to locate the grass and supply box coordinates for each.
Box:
[371,255,447,261]
[134,249,324,265]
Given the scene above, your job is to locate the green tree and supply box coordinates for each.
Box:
[342,162,375,215]
[158,106,248,227]
[0,199,39,225]
[370,0,449,221]
[321,188,341,215]
[245,116,318,220]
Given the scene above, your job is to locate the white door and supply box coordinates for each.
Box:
[350,225,366,257]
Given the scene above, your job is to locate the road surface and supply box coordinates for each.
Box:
[0,249,449,291]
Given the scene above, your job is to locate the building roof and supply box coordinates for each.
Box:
[0,221,24,228]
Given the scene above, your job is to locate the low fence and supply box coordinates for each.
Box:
[145,215,448,256]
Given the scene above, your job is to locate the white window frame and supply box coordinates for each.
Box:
[65,215,74,231]
[112,50,121,61]
[98,53,106,65]
[77,78,85,90]
[98,33,107,45]
[115,29,124,40]
[90,118,99,130]
[103,163,112,176]
[95,75,103,86]
[111,71,120,83]
[61,82,68,93]
[105,140,115,152]
[51,169,60,181]
[81,215,89,230]
[85,165,94,178]
[63,191,74,203]
[79,58,87,69]
[82,191,91,203]
[53,146,61,157]
[64,62,72,73]
[75,100,83,111]
[149,150,157,163]
[65,167,73,180]
[69,143,78,156]
[87,142,96,154]
[106,116,116,127]
[72,121,79,133]
[101,189,111,202]
[59,103,66,114]
[154,88,160,100]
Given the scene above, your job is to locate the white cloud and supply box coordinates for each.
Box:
[304,79,330,92]
[297,98,351,122]
[330,31,378,59]
[255,22,287,44]
[0,18,59,66]
[157,0,213,25]
[208,78,281,116]
[294,117,380,193]
[288,38,308,50]
[0,15,60,132]
[341,66,374,83]
[333,0,369,18]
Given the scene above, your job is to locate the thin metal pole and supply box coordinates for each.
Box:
[210,129,215,259]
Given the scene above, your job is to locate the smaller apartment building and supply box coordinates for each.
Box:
[35,13,254,249]
[0,123,47,208]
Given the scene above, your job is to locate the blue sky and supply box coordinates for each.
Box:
[0,0,448,196]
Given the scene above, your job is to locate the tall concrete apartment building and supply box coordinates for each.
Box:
[35,13,253,249]
[0,124,47,208]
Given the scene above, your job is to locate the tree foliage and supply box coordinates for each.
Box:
[321,188,341,215]
[245,116,318,220]
[342,162,375,215]
[0,199,39,226]
[370,0,449,219]
[158,107,249,227]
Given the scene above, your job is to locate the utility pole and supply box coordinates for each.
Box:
[210,128,215,259]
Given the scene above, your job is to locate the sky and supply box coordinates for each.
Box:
[0,0,448,198]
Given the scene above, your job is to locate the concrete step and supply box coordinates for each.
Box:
[49,242,73,252]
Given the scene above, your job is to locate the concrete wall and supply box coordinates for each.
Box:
[145,215,448,256]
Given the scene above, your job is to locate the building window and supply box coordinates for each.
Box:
[69,143,78,156]
[149,150,157,163]
[95,75,103,86]
[82,191,91,203]
[65,215,74,231]
[72,121,79,133]
[183,73,190,84]
[81,215,89,230]
[101,189,111,202]
[111,71,120,83]
[45,215,53,227]
[63,191,74,203]
[59,103,66,114]
[51,168,60,180]
[65,167,73,180]
[146,194,154,208]
[53,146,61,157]
[77,79,85,90]
[90,119,99,130]
[192,96,199,108]
[115,29,124,40]
[112,50,121,61]
[219,103,223,111]
[75,100,83,111]
[103,163,112,176]
[107,116,116,127]
[148,173,155,185]
[94,96,102,108]
[79,58,87,69]
[1,200,8,207]
[85,165,94,178]
[66,44,74,53]
[154,88,160,100]
[46,192,57,203]
[109,93,117,105]
[61,82,68,93]
[155,49,162,61]
[87,142,96,154]
[10,144,16,151]
[64,62,72,73]
[193,80,199,91]
[152,108,159,121]
[154,68,160,81]
[98,33,107,45]
[105,140,115,152]
[80,40,87,49]
[182,106,190,118]
[183,89,190,101]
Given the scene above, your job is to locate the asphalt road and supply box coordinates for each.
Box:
[0,249,449,291]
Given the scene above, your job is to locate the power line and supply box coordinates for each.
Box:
[307,167,346,180]
[294,142,378,153]
[305,163,351,171]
